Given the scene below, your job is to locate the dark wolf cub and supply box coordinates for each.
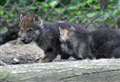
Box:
[59,27,93,59]
[18,13,89,62]
[59,26,120,59]
[18,14,71,62]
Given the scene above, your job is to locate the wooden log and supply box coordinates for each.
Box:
[0,42,44,65]
[0,59,120,82]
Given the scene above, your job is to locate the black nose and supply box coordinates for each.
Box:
[22,37,33,44]
[21,38,25,42]
[20,38,29,44]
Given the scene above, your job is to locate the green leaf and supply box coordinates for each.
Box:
[49,1,58,8]
[0,9,4,16]
[87,12,96,17]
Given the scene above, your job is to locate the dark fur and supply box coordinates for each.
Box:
[19,23,70,62]
[19,20,88,62]
[59,27,120,59]
[90,29,120,58]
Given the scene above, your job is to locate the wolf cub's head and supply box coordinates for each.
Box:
[59,26,75,42]
[18,13,42,43]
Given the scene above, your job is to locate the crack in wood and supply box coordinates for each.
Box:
[59,68,120,81]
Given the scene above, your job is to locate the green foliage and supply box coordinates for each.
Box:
[0,0,120,28]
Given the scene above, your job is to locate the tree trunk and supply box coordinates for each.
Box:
[0,59,120,82]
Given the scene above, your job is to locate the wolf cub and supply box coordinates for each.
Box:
[59,26,120,59]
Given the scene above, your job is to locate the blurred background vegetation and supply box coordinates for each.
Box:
[0,0,120,29]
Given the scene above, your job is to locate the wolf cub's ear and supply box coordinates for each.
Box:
[59,26,64,34]
[32,14,43,28]
[19,12,26,22]
[59,26,71,42]
[59,26,70,36]
[59,26,62,31]
[20,14,23,25]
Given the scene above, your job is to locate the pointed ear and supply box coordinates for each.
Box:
[59,26,61,30]
[20,12,26,21]
[59,26,69,36]
[19,14,24,28]
[34,15,43,28]
[20,14,23,22]
[59,26,63,35]
[39,17,43,27]
[59,26,63,32]
[31,14,38,21]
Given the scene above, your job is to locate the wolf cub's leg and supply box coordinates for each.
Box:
[60,51,71,59]
[41,48,57,63]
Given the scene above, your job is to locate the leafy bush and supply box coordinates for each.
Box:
[0,0,119,28]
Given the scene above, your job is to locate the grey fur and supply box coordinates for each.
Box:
[59,28,120,59]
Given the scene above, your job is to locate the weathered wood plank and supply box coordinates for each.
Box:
[0,59,120,82]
